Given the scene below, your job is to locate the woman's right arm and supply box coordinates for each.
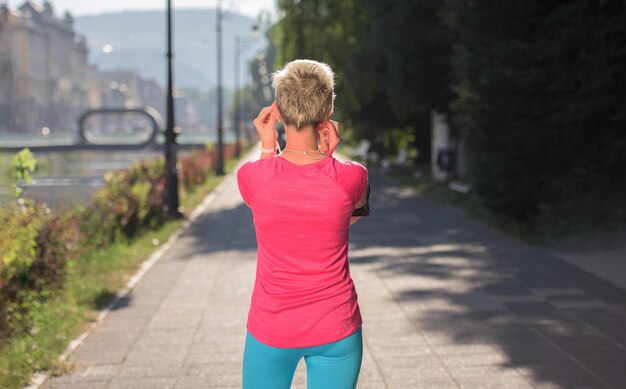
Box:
[253,103,280,159]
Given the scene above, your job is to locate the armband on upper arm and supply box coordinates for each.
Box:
[351,184,371,217]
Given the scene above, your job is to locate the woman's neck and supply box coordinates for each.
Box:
[278,124,328,164]
[283,124,319,151]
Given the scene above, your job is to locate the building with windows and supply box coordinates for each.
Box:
[0,1,89,134]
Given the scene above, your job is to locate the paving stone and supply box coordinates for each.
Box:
[376,355,447,370]
[433,344,500,356]
[107,377,177,388]
[532,287,585,296]
[550,300,610,309]
[83,330,143,344]
[123,352,187,367]
[456,376,534,388]
[69,342,133,365]
[515,366,607,388]
[44,381,109,389]
[379,363,452,380]
[440,353,510,367]
[597,374,626,389]
[386,376,459,388]
[175,375,240,388]
[184,350,241,364]
[181,361,242,377]
[181,373,241,387]
[503,302,560,317]
[446,365,524,379]
[492,295,545,303]
[67,363,120,380]
[116,362,182,379]
[355,380,387,389]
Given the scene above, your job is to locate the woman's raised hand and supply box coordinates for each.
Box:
[318,120,340,156]
[253,102,280,149]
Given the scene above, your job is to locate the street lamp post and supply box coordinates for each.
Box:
[234,36,241,158]
[233,25,259,159]
[215,0,225,175]
[164,0,181,218]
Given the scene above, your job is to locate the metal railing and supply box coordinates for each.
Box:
[0,107,163,152]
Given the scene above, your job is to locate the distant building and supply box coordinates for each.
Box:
[88,69,209,134]
[0,1,197,138]
[88,70,165,114]
[0,5,13,132]
[0,1,89,134]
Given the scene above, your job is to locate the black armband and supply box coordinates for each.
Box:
[352,184,372,217]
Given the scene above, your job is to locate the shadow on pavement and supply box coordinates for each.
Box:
[166,202,257,260]
[349,172,626,389]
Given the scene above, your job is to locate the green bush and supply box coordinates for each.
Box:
[180,149,215,191]
[86,158,167,243]
[82,148,219,245]
[8,149,37,198]
[0,203,78,340]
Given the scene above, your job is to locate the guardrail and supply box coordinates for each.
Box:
[78,107,161,148]
[0,107,163,152]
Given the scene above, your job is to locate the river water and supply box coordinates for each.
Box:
[0,122,253,209]
[1,148,199,209]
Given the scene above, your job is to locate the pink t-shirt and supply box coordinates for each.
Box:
[237,155,368,348]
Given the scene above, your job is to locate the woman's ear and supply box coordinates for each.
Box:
[272,101,283,122]
[324,106,332,121]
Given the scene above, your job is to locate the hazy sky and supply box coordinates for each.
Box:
[6,0,276,18]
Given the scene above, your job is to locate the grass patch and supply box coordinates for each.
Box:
[0,154,242,389]
[67,220,185,313]
[0,291,83,386]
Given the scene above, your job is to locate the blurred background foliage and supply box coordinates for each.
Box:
[270,0,626,232]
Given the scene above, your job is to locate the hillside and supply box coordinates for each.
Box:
[75,9,268,90]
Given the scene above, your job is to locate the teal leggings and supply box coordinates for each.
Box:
[242,328,363,389]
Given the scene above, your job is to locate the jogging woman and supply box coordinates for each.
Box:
[237,59,370,389]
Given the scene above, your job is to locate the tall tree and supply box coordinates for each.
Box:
[444,0,626,227]
[376,0,453,163]
[272,0,454,162]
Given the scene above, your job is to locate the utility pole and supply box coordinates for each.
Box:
[234,36,241,158]
[215,0,225,175]
[164,0,181,218]
[233,25,259,159]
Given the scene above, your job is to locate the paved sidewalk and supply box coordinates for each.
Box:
[552,231,626,291]
[41,154,626,389]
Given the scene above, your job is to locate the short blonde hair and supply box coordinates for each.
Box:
[272,59,335,130]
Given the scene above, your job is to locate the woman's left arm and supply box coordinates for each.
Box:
[350,181,370,225]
